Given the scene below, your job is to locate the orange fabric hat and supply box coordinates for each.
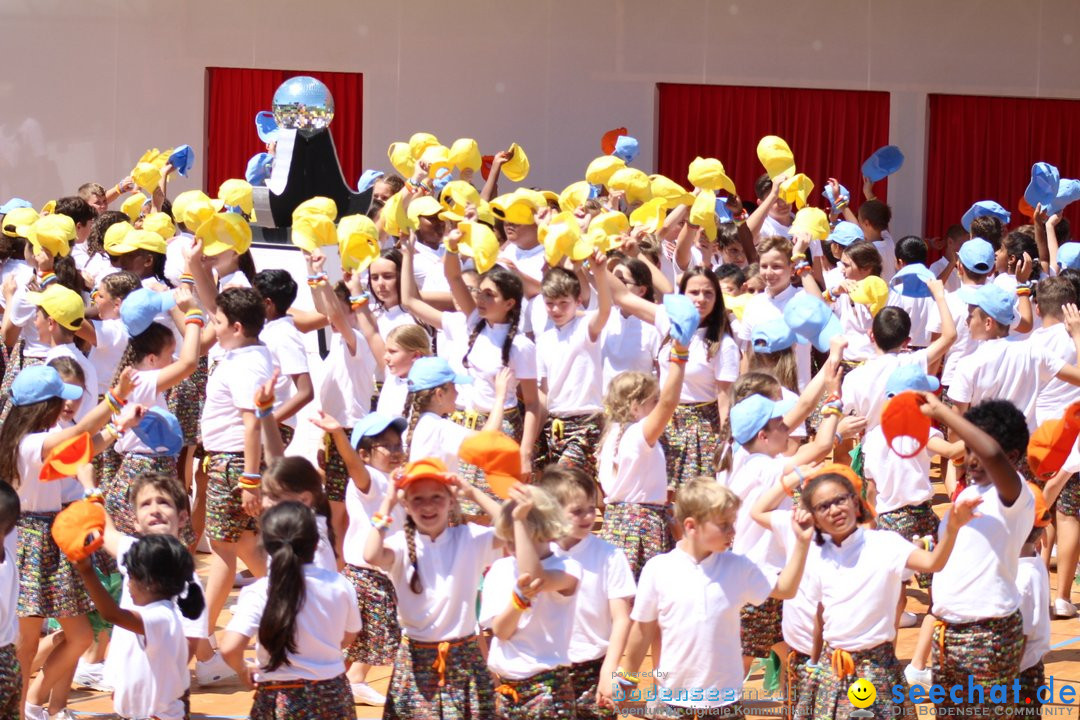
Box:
[458,431,521,500]
[601,127,628,155]
[51,498,106,562]
[1027,401,1080,480]
[1029,483,1052,528]
[39,433,92,481]
[881,392,932,459]
[804,463,875,518]
[395,457,455,491]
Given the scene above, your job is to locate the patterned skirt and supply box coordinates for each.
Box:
[570,656,614,720]
[457,407,523,515]
[932,610,1025,710]
[250,673,353,720]
[341,564,401,665]
[494,665,576,720]
[92,445,123,505]
[0,644,19,720]
[0,344,42,422]
[319,429,354,504]
[384,635,494,720]
[538,413,604,482]
[167,355,208,448]
[105,453,181,536]
[1017,661,1045,708]
[1057,473,1080,517]
[599,503,673,581]
[784,650,817,720]
[661,402,720,491]
[203,451,257,542]
[17,511,92,618]
[739,597,783,658]
[812,642,914,720]
[875,501,940,589]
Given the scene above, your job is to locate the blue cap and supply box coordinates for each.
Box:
[612,135,640,165]
[407,357,473,392]
[715,197,733,223]
[0,198,32,214]
[132,407,183,457]
[730,394,796,445]
[861,145,905,182]
[823,182,850,210]
[168,145,195,178]
[957,238,995,275]
[246,153,273,186]
[120,288,176,337]
[961,201,1011,233]
[350,412,408,448]
[357,169,385,193]
[11,365,82,407]
[958,283,1015,325]
[1059,243,1080,271]
[255,111,280,144]
[751,317,796,354]
[1025,162,1060,210]
[663,294,702,346]
[827,221,864,247]
[884,364,940,398]
[782,292,842,353]
[1050,179,1080,216]
[890,263,936,298]
[431,169,454,196]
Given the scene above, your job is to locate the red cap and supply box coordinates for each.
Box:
[881,392,932,459]
[601,127,628,156]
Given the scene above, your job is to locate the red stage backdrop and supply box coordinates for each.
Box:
[205,68,363,196]
[925,93,1080,238]
[657,83,891,209]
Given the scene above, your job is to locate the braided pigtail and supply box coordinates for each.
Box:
[403,387,438,455]
[612,422,629,459]
[405,514,422,593]
[109,342,138,389]
[461,318,485,369]
[500,302,522,368]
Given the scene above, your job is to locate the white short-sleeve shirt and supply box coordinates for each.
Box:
[841,350,929,430]
[1030,323,1080,425]
[115,535,208,640]
[654,305,739,404]
[597,421,668,505]
[319,329,376,429]
[601,312,661,390]
[89,317,129,396]
[115,369,167,455]
[407,413,472,475]
[1016,556,1051,672]
[342,466,405,568]
[886,290,939,348]
[769,511,820,656]
[536,313,604,416]
[729,453,789,576]
[737,286,811,389]
[44,343,98,423]
[451,311,536,412]
[200,344,275,452]
[105,600,189,720]
[260,317,310,429]
[862,425,940,513]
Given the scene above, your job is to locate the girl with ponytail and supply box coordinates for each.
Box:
[220,502,359,720]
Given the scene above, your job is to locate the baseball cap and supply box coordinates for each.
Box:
[783,292,842,352]
[1058,243,1080,271]
[884,364,940,398]
[957,238,995,275]
[849,276,890,316]
[459,431,521,499]
[168,145,195,178]
[132,408,183,457]
[395,457,455,491]
[961,201,1010,233]
[501,143,529,182]
[730,394,795,445]
[350,413,408,449]
[121,287,176,337]
[881,391,932,458]
[219,179,254,216]
[11,365,83,406]
[338,215,380,273]
[246,153,274,186]
[827,221,864,247]
[1025,162,1060,209]
[791,207,830,241]
[40,433,92,481]
[24,214,75,258]
[448,138,482,173]
[751,317,796,354]
[890,263,936,299]
[958,283,1015,326]
[291,213,337,254]
[2,207,38,238]
[1027,402,1080,481]
[407,357,473,393]
[141,212,175,241]
[255,111,280,144]
[197,213,252,257]
[757,135,796,180]
[861,145,905,182]
[491,189,542,225]
[0,198,31,215]
[105,228,167,256]
[663,294,702,347]
[28,285,84,331]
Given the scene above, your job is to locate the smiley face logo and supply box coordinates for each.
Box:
[847,678,876,708]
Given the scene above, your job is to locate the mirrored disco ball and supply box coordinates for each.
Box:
[272,76,335,133]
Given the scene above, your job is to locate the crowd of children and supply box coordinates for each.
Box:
[0,129,1076,720]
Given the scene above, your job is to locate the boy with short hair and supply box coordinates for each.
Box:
[856,199,896,280]
[747,173,793,242]
[886,235,939,348]
[928,238,997,388]
[30,284,98,422]
[88,271,140,397]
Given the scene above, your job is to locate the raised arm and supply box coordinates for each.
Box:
[157,286,203,392]
[509,485,578,596]
[587,252,612,342]
[442,229,477,317]
[400,235,446,329]
[925,279,956,367]
[641,352,687,447]
[606,266,658,325]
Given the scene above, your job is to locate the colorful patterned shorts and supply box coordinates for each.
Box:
[0,644,19,720]
[784,650,817,720]
[167,355,208,447]
[876,501,940,589]
[384,635,494,720]
[495,665,576,720]
[318,430,353,503]
[250,672,353,720]
[106,453,182,536]
[660,402,720,491]
[538,413,603,482]
[813,642,914,720]
[1018,661,1044,708]
[1057,474,1080,517]
[599,503,673,581]
[277,424,295,449]
[17,512,92,618]
[204,452,257,542]
[739,597,783,658]
[458,408,522,515]
[342,564,401,665]
[932,610,1025,710]
[570,657,613,720]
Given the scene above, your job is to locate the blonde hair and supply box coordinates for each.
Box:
[387,324,432,357]
[494,485,570,544]
[675,478,740,525]
[601,371,657,459]
[747,349,798,394]
[731,372,782,404]
[757,235,793,261]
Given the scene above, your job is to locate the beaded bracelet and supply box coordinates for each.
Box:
[511,588,531,611]
[185,310,205,328]
[238,473,262,490]
[255,406,274,419]
[84,487,105,502]
[179,273,196,286]
[104,422,122,440]
[370,513,393,531]
[834,196,849,211]
[307,273,329,288]
[823,392,841,404]
[821,405,843,418]
[790,252,807,262]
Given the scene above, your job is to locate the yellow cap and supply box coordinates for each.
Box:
[502,143,530,182]
[791,207,830,241]
[607,167,652,204]
[439,181,481,212]
[778,173,814,209]
[725,292,751,321]
[141,212,176,241]
[420,144,453,179]
[338,215,380,273]
[757,135,796,180]
[39,200,56,216]
[382,190,409,237]
[132,162,161,194]
[649,174,694,208]
[293,196,338,223]
[102,221,134,253]
[409,132,440,160]
[388,142,415,178]
[171,191,208,227]
[407,196,444,228]
[491,189,541,225]
[687,157,736,195]
[121,194,147,223]
[559,181,592,213]
[27,284,84,331]
[539,211,582,266]
[850,276,890,316]
[197,213,252,257]
[106,228,166,256]
[457,221,499,274]
[588,211,629,253]
[291,213,337,254]
[25,215,75,258]
[689,190,718,241]
[219,179,254,215]
[137,147,173,169]
[439,201,495,226]
[448,138,482,173]
[586,156,625,186]
[629,197,668,234]
[181,197,215,232]
[2,207,39,238]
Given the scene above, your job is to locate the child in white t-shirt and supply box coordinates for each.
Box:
[1016,487,1052,708]
[254,269,314,448]
[604,257,662,390]
[88,271,140,398]
[28,283,98,422]
[886,236,941,348]
[378,324,431,418]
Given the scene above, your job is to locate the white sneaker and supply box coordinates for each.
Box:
[904,663,932,687]
[50,710,78,720]
[195,652,238,686]
[1054,598,1078,618]
[72,661,111,692]
[351,682,386,706]
[23,704,48,720]
[899,611,918,628]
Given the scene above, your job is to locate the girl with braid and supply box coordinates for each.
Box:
[364,457,506,719]
[376,324,430,418]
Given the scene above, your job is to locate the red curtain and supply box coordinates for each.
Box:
[205,67,363,195]
[925,94,1080,237]
[657,84,891,208]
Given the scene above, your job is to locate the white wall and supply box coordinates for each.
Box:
[1,0,1079,236]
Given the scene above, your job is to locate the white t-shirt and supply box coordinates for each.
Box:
[932,481,1035,623]
[407,413,471,475]
[597,421,668,505]
[862,425,940,514]
[803,528,914,651]
[89,317,128,396]
[384,523,500,642]
[260,317,310,429]
[412,242,443,290]
[654,306,739,403]
[994,273,1041,336]
[932,285,979,388]
[319,329,376,429]
[842,350,929,430]
[499,243,547,336]
[780,387,806,440]
[7,285,48,357]
[760,215,792,240]
[0,537,18,646]
[831,295,875,362]
[342,466,404,568]
[105,600,189,720]
[536,313,604,416]
[946,337,1065,431]
[115,535,208,640]
[770,511,819,656]
[1016,556,1051,671]
[1030,323,1080,425]
[886,289,939,348]
[216,270,251,290]
[632,546,772,708]
[729,453,789,576]
[552,534,636,664]
[928,257,961,293]
[601,312,661,390]
[374,305,417,339]
[480,553,582,679]
[226,565,360,682]
[16,432,79,512]
[115,369,168,455]
[45,343,98,423]
[737,285,811,389]
[873,230,897,281]
[375,373,410,418]
[200,344,275,452]
[445,310,535,412]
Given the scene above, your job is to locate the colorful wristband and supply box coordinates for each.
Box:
[511,588,531,611]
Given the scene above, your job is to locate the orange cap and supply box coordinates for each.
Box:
[459,431,521,500]
[1027,402,1080,480]
[601,127,628,155]
[881,392,932,459]
[50,498,106,562]
[394,457,455,491]
[1029,483,1052,528]
[39,433,92,481]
